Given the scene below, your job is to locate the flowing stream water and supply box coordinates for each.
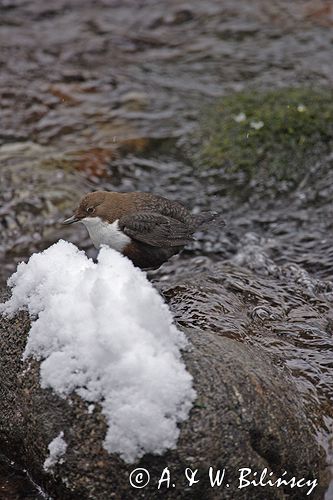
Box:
[0,0,333,497]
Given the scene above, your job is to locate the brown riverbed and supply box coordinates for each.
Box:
[0,0,333,497]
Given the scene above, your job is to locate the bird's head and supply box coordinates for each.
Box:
[63,191,108,225]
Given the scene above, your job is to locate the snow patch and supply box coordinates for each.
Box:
[0,240,195,463]
[87,404,95,414]
[43,431,67,471]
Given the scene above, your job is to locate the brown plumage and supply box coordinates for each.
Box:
[63,191,224,269]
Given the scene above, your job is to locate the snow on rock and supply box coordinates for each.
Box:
[43,431,67,471]
[0,240,195,463]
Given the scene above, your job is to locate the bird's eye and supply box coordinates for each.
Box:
[87,207,95,214]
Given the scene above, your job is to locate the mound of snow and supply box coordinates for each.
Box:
[0,240,195,463]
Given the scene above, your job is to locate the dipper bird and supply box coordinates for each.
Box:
[63,191,224,269]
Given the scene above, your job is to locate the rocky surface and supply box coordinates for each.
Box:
[0,279,328,499]
[1,0,333,497]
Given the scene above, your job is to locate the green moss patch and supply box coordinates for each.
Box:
[199,88,333,185]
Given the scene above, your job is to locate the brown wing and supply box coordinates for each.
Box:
[118,211,194,247]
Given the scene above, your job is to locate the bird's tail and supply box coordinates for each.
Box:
[192,210,225,229]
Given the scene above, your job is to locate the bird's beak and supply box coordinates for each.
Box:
[63,215,80,225]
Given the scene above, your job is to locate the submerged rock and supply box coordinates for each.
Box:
[197,87,333,192]
[0,259,328,499]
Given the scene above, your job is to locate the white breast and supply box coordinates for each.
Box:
[81,217,131,252]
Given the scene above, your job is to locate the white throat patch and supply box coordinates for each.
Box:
[81,217,131,252]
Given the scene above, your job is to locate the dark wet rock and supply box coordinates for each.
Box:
[157,258,333,431]
[1,0,333,496]
[0,281,328,499]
